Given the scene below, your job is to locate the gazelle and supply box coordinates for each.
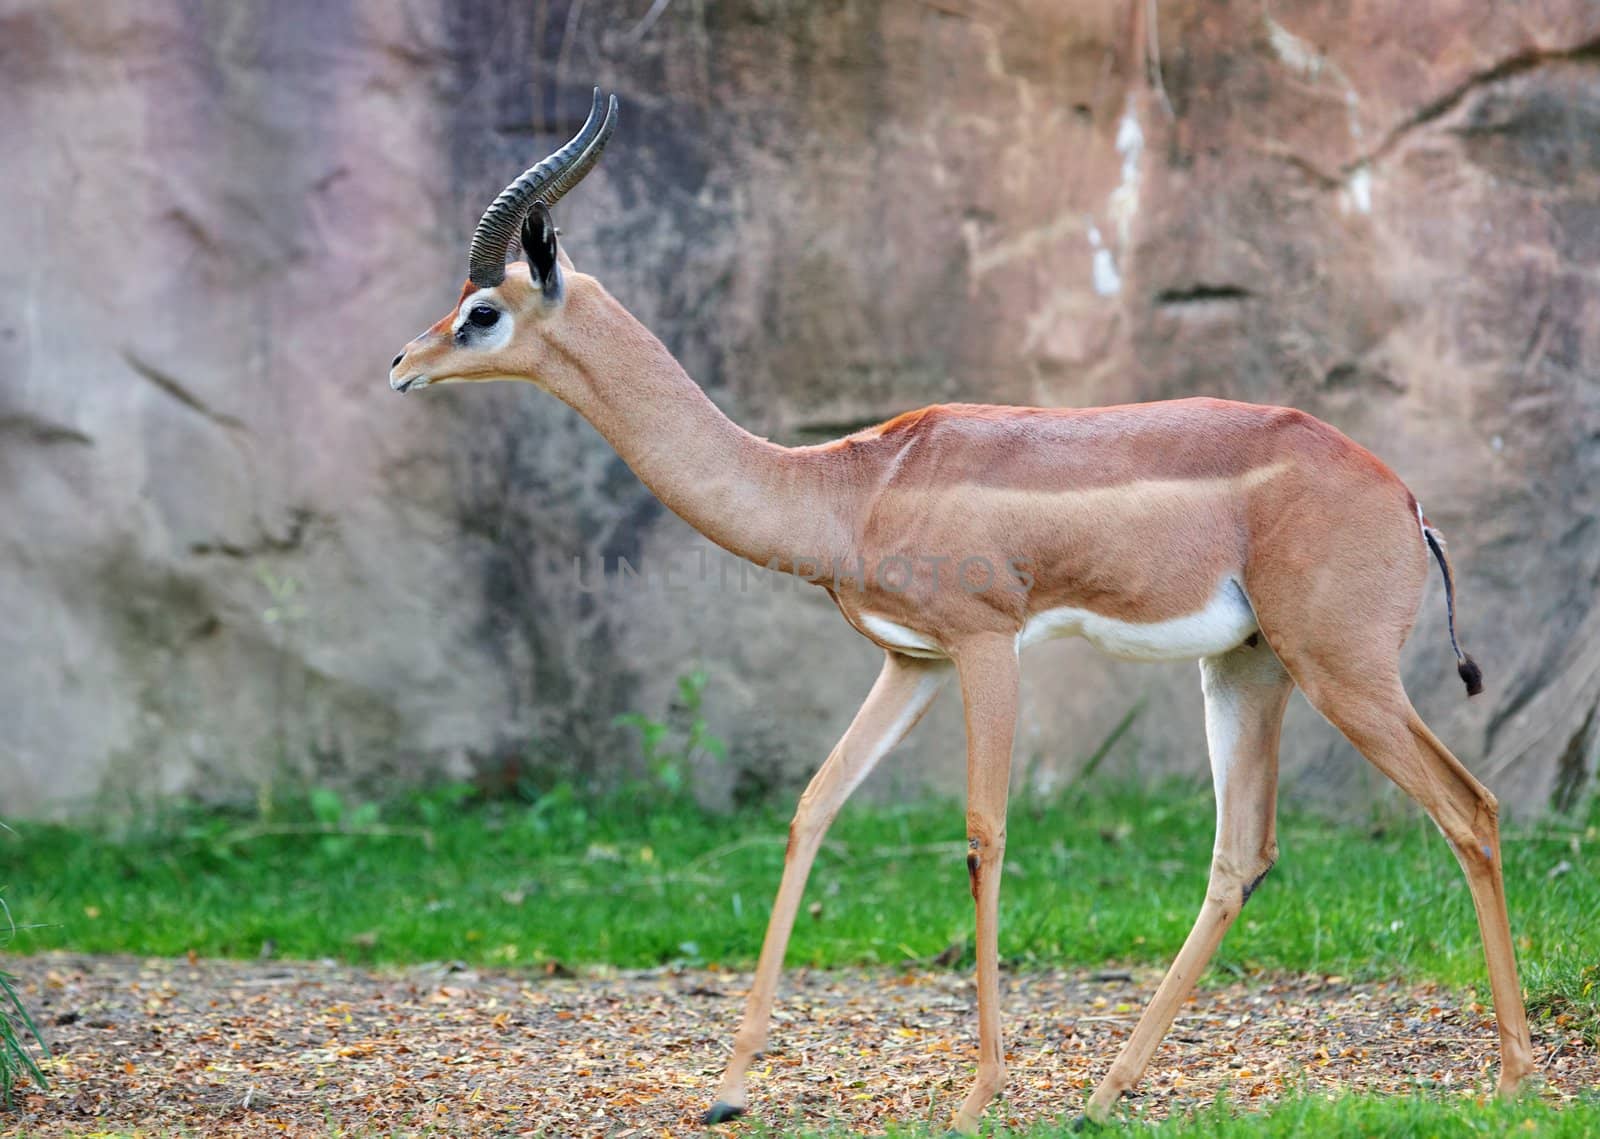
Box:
[390,89,1536,1131]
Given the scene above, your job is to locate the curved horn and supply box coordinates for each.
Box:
[531,92,618,210]
[467,87,618,287]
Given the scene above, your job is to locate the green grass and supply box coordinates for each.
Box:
[36,1094,1600,1139]
[1134,1094,1600,1138]
[808,1091,1600,1136]
[2,780,1595,1028]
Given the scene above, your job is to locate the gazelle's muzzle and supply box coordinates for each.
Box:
[388,335,435,393]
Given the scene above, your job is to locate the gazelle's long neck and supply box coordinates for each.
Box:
[543,281,850,569]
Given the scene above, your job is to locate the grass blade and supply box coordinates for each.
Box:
[0,968,49,1105]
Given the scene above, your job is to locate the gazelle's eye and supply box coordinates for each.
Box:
[467,305,499,328]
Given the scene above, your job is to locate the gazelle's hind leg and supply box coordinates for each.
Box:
[1275,646,1537,1093]
[1086,635,1294,1119]
[1237,479,1535,1096]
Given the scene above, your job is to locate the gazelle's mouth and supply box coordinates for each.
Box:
[391,373,430,393]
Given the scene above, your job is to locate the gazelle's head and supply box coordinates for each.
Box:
[389,88,618,395]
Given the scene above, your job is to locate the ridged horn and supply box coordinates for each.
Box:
[534,93,618,210]
[466,87,619,288]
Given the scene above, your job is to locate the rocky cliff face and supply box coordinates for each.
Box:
[2,0,1596,816]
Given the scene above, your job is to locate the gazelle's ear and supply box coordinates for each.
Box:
[520,203,563,301]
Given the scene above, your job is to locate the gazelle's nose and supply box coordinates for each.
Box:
[391,352,404,369]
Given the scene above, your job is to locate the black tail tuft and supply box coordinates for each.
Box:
[1423,522,1484,698]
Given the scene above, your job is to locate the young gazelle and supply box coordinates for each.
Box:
[390,90,1536,1131]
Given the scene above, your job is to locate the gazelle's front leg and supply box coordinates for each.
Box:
[1086,636,1293,1119]
[703,652,950,1125]
[950,635,1021,1134]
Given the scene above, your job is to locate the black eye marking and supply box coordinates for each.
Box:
[467,305,499,328]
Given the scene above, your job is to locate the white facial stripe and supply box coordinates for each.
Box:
[452,289,516,352]
[450,288,498,334]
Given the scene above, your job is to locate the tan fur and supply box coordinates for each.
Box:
[392,262,1536,1131]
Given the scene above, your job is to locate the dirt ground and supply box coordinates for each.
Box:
[3,953,1595,1137]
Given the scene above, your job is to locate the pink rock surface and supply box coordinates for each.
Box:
[1,2,1595,815]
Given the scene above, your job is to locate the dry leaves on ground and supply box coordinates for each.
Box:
[2,953,1594,1137]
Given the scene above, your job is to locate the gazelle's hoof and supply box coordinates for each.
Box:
[1498,1069,1545,1099]
[702,1100,746,1125]
[1069,1113,1109,1132]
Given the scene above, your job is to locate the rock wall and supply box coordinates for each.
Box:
[2,0,1596,817]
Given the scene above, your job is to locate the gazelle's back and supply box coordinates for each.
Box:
[845,398,1418,631]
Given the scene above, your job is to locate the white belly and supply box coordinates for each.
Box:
[857,578,1259,663]
[858,614,948,659]
[1018,578,1258,662]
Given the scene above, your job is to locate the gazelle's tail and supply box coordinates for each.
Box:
[1421,520,1483,697]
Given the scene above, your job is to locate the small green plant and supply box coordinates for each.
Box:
[0,970,48,1108]
[614,668,727,798]
[0,892,49,1107]
[410,781,478,828]
[307,787,381,858]
[254,564,311,821]
[1528,959,1600,1046]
